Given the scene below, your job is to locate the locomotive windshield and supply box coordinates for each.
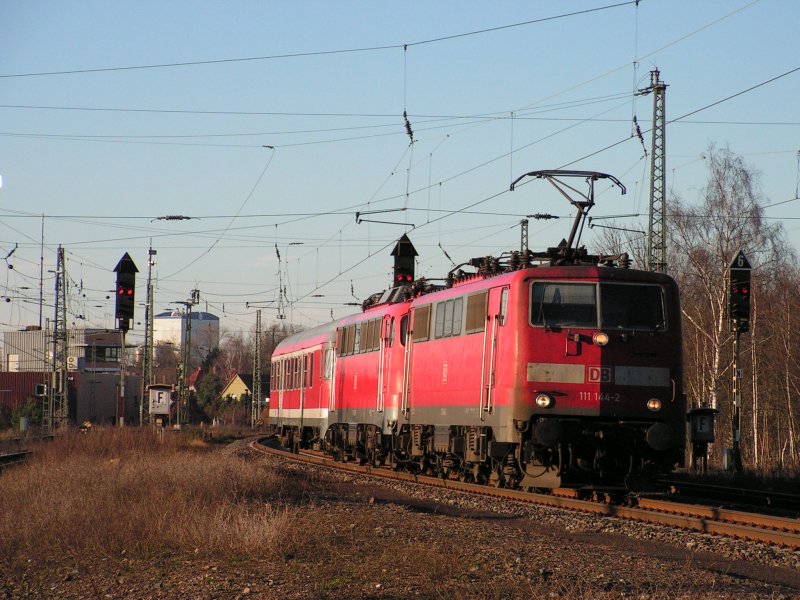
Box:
[530,282,666,331]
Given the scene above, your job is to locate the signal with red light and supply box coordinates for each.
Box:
[729,268,750,333]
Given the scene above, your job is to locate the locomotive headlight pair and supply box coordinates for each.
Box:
[646,398,662,412]
[535,393,554,408]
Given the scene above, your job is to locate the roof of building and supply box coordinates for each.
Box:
[221,372,270,397]
[154,311,219,321]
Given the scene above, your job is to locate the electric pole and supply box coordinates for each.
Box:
[46,246,68,430]
[252,310,262,428]
[175,289,199,425]
[638,69,667,273]
[139,245,156,425]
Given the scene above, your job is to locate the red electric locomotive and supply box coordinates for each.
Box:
[270,171,686,490]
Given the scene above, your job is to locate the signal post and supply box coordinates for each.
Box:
[114,253,138,426]
[727,250,751,473]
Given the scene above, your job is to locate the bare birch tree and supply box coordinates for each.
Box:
[669,145,792,467]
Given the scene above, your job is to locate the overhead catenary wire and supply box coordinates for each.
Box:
[0,1,638,79]
[0,0,789,331]
[161,147,276,280]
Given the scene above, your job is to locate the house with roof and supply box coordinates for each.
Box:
[219,373,269,405]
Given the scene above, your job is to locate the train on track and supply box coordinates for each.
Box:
[268,170,686,491]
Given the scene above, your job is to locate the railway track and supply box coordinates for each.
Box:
[659,478,800,512]
[0,450,31,472]
[252,438,800,549]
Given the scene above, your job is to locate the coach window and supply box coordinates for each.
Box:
[341,326,354,356]
[371,319,381,350]
[433,298,464,339]
[530,282,597,328]
[465,291,488,334]
[453,297,463,335]
[324,347,334,380]
[400,315,409,346]
[387,317,395,347]
[364,319,376,352]
[360,321,369,353]
[412,304,431,342]
[434,302,446,338]
[600,283,666,331]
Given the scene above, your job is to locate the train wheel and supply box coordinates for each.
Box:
[488,464,505,488]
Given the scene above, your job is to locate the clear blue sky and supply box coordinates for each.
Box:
[1,0,799,343]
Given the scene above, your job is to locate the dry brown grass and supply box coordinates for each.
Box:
[0,427,317,565]
[1,429,787,599]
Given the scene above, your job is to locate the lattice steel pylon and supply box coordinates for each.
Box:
[139,246,156,425]
[252,309,262,428]
[520,219,529,254]
[639,69,667,272]
[45,246,68,430]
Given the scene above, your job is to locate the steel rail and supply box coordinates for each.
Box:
[658,478,800,511]
[251,440,800,549]
[0,450,31,472]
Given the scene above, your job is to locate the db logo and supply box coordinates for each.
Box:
[587,366,612,383]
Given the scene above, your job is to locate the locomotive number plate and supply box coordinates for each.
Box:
[579,391,622,403]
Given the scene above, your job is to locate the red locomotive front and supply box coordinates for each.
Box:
[508,266,685,488]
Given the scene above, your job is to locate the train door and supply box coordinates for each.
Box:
[325,340,336,413]
[377,314,395,413]
[277,359,285,423]
[333,327,346,422]
[480,286,509,419]
[299,353,307,429]
[400,311,414,420]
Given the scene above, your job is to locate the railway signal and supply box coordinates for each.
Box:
[391,234,417,285]
[727,249,751,475]
[114,252,138,333]
[728,250,751,334]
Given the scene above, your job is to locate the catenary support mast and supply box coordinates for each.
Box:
[139,245,156,425]
[638,69,667,272]
[252,309,262,427]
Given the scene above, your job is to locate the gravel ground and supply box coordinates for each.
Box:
[3,440,799,599]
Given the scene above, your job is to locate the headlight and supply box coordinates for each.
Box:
[646,398,662,412]
[535,393,554,408]
[592,332,609,346]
